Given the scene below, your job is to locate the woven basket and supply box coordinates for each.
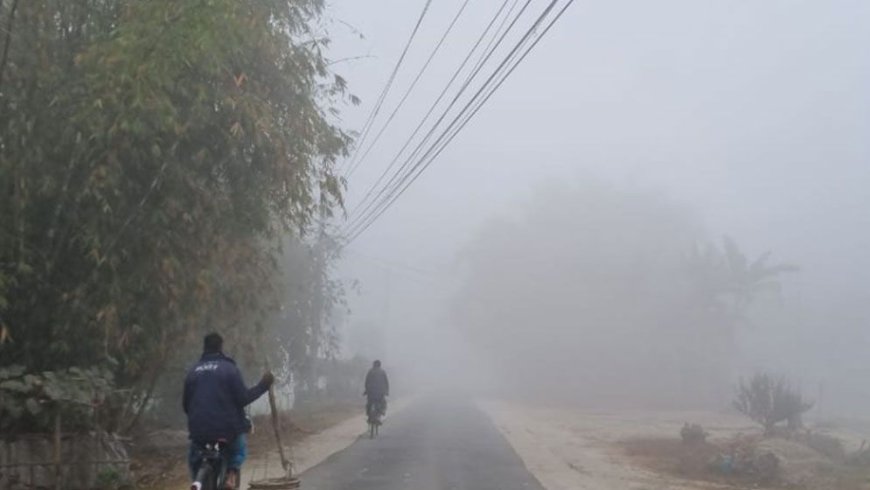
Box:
[248,477,302,489]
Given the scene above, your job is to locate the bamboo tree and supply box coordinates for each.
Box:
[0,0,353,431]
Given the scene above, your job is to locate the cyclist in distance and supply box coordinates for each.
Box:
[364,359,390,420]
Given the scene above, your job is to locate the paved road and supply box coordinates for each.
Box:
[299,398,545,490]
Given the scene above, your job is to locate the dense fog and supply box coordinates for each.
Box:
[333,0,870,419]
[5,2,870,488]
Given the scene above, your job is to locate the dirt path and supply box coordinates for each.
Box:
[478,401,759,490]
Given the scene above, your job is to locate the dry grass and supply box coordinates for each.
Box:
[621,437,789,488]
[621,436,870,490]
[247,400,359,451]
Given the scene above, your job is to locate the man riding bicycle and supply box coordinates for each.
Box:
[364,359,390,419]
[183,333,273,490]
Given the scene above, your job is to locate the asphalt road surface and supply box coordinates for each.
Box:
[299,398,545,490]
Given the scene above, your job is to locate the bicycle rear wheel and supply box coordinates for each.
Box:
[192,464,213,490]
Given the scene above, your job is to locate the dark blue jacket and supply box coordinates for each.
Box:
[364,367,389,398]
[183,352,269,443]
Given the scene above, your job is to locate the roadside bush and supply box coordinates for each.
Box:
[681,423,708,444]
[733,373,813,435]
[95,466,130,490]
[0,365,116,434]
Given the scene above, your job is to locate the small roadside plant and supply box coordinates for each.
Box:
[95,467,130,490]
[733,373,813,435]
[680,423,708,444]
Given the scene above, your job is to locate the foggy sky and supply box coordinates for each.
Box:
[324,1,870,412]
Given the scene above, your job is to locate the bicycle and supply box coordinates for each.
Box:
[190,439,230,490]
[368,412,381,439]
[367,398,386,439]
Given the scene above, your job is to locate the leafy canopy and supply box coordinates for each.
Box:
[0,0,353,430]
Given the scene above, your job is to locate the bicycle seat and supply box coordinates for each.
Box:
[193,439,230,459]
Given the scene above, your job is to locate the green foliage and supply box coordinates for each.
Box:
[95,466,130,490]
[0,364,115,433]
[0,0,351,431]
[266,232,347,374]
[733,373,814,434]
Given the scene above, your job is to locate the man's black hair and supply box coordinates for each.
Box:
[204,332,223,354]
[373,359,381,368]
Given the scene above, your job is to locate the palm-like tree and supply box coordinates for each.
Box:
[721,236,799,311]
[685,236,798,320]
[682,237,799,405]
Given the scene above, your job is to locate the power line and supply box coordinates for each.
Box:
[345,0,473,179]
[345,0,514,223]
[345,0,554,239]
[345,0,576,243]
[345,0,533,232]
[344,248,444,277]
[339,0,433,174]
[471,0,522,77]
[413,0,576,182]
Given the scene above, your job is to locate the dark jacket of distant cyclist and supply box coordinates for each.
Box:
[183,352,269,443]
[364,366,390,398]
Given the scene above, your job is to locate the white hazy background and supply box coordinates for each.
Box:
[322,0,869,417]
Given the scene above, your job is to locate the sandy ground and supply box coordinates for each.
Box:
[241,398,413,488]
[479,400,775,490]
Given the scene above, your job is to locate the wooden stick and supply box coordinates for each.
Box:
[54,412,61,490]
[259,333,295,480]
[267,384,292,477]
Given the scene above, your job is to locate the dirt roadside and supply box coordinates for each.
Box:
[479,400,740,490]
[478,400,870,490]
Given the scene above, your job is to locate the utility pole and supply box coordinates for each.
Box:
[314,209,327,353]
